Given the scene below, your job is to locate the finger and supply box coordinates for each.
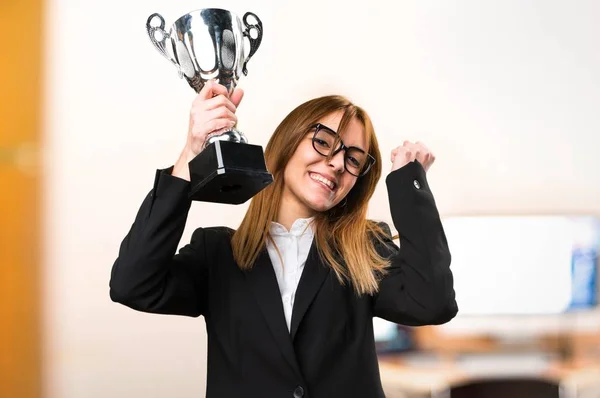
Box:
[415,141,429,152]
[404,141,421,152]
[391,148,414,170]
[204,106,238,125]
[391,147,407,163]
[201,94,237,113]
[414,142,433,164]
[407,149,417,162]
[402,142,424,162]
[422,151,435,166]
[195,80,230,101]
[230,88,244,108]
[403,141,422,160]
[392,147,414,163]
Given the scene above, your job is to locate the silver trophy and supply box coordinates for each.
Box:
[146,9,273,204]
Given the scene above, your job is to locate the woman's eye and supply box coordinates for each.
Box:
[347,156,361,167]
[315,139,330,147]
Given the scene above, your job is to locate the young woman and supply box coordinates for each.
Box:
[109,81,457,398]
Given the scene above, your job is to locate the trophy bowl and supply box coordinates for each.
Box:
[146,9,273,204]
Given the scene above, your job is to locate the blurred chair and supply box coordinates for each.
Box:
[382,384,429,398]
[436,378,560,398]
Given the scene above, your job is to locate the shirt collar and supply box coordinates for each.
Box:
[270,217,315,237]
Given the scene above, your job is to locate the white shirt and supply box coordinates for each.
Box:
[266,217,314,332]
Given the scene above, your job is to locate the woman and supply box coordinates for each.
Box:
[109,81,458,398]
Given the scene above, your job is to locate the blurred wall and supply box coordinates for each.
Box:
[42,1,600,397]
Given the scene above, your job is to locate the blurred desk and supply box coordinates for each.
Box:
[378,352,600,397]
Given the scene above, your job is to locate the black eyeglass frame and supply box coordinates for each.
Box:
[310,123,376,177]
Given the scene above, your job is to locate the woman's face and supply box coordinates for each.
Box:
[281,111,368,216]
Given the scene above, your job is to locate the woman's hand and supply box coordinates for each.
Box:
[172,81,244,181]
[390,141,435,172]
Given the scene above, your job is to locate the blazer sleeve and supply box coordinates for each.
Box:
[109,167,210,317]
[372,161,458,326]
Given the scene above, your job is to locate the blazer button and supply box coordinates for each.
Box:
[413,179,421,189]
[293,386,305,398]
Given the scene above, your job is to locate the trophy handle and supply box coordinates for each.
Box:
[146,13,183,78]
[241,12,263,76]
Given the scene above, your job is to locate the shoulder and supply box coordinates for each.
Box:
[203,226,235,238]
[189,226,236,246]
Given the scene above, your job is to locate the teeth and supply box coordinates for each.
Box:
[310,173,335,190]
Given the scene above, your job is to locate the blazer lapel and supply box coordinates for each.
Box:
[244,249,302,379]
[290,240,331,341]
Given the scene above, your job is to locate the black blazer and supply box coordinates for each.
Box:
[109,160,458,398]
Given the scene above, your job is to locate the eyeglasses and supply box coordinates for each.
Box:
[310,123,376,177]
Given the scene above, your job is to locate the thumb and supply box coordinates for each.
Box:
[230,88,245,108]
[197,80,226,100]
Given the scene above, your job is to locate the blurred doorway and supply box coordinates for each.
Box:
[0,0,43,397]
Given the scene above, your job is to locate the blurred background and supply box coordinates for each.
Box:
[1,0,599,397]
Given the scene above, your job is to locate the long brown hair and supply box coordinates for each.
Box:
[232,95,390,295]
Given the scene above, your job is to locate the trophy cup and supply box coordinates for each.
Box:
[146,9,273,204]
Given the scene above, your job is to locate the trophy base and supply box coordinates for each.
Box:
[188,140,274,204]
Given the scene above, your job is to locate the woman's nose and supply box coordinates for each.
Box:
[327,150,346,173]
